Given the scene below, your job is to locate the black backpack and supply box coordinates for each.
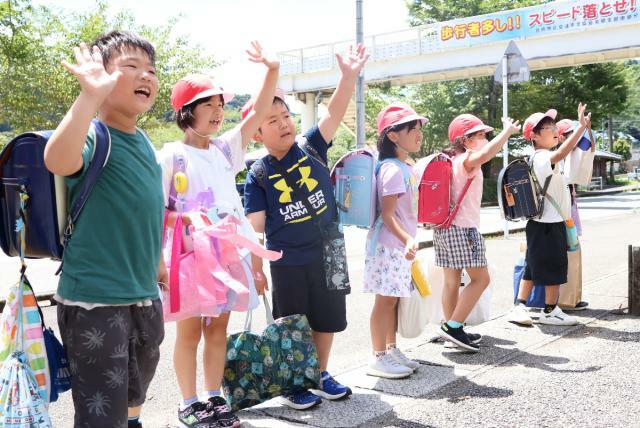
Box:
[497,157,552,222]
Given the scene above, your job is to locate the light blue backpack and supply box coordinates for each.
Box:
[330,149,377,228]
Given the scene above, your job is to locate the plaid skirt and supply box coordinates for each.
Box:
[434,225,487,269]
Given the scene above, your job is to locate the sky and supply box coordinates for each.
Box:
[34,0,412,95]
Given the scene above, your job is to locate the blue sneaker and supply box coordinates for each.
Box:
[279,390,322,410]
[311,371,352,400]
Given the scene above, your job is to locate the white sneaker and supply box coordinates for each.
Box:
[536,306,578,326]
[366,353,413,379]
[387,347,420,371]
[509,304,533,326]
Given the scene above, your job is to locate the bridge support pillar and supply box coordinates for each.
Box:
[297,92,317,133]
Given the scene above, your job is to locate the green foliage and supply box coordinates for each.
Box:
[0,0,216,134]
[482,177,498,204]
[618,63,640,140]
[406,0,546,25]
[613,137,632,161]
[327,126,355,168]
[0,132,10,151]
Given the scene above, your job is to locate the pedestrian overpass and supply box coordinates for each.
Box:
[277,0,640,133]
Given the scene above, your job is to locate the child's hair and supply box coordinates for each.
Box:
[93,30,156,67]
[442,137,467,158]
[377,120,419,160]
[176,96,225,131]
[531,116,555,148]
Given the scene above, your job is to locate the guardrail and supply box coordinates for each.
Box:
[278,25,443,75]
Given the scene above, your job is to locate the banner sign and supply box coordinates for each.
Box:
[437,0,639,48]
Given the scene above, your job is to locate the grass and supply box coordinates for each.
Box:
[613,177,640,186]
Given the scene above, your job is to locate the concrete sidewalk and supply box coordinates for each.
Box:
[234,213,640,428]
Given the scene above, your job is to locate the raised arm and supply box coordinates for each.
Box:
[464,118,521,171]
[318,44,368,143]
[240,41,279,149]
[44,43,121,176]
[550,103,591,164]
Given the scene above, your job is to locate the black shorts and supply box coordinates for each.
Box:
[270,260,347,333]
[57,300,164,427]
[523,220,568,286]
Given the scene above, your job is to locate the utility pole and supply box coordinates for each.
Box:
[356,0,365,148]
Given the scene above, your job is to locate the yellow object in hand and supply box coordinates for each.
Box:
[174,172,188,194]
[411,259,431,297]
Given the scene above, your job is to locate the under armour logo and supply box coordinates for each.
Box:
[274,179,293,203]
[296,166,318,192]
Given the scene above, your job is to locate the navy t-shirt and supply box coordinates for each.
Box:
[244,125,335,266]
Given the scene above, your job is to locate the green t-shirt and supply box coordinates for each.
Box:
[57,126,164,304]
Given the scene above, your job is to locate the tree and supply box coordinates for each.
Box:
[618,62,640,140]
[0,0,216,133]
[613,137,632,161]
[406,0,547,26]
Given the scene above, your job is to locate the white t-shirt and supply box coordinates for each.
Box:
[531,149,571,223]
[157,126,256,245]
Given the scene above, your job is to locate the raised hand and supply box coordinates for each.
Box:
[61,42,121,100]
[246,40,279,70]
[502,117,521,135]
[335,43,369,79]
[578,102,591,128]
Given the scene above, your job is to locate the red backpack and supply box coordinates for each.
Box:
[415,153,473,229]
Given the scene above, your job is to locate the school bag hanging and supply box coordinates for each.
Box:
[330,148,377,228]
[162,149,282,322]
[513,258,546,308]
[0,196,53,427]
[564,123,595,186]
[8,275,71,404]
[222,295,321,411]
[0,119,110,261]
[397,284,429,339]
[497,155,552,222]
[414,153,473,229]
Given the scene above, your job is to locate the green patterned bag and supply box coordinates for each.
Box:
[223,296,320,411]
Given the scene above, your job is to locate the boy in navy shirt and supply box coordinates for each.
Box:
[243,45,367,410]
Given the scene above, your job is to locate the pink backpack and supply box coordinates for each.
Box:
[415,153,473,229]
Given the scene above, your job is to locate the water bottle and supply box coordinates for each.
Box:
[565,218,579,252]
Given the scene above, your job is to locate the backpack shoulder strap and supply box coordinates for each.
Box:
[528,152,553,218]
[65,119,111,240]
[249,158,268,190]
[298,136,327,169]
[376,158,411,187]
[211,138,233,166]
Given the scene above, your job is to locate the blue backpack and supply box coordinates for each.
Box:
[0,119,111,260]
[330,149,377,228]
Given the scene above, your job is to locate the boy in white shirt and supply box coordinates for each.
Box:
[509,103,591,326]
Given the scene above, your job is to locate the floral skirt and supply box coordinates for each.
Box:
[364,244,412,297]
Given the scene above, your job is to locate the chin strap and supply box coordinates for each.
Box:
[188,126,213,139]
